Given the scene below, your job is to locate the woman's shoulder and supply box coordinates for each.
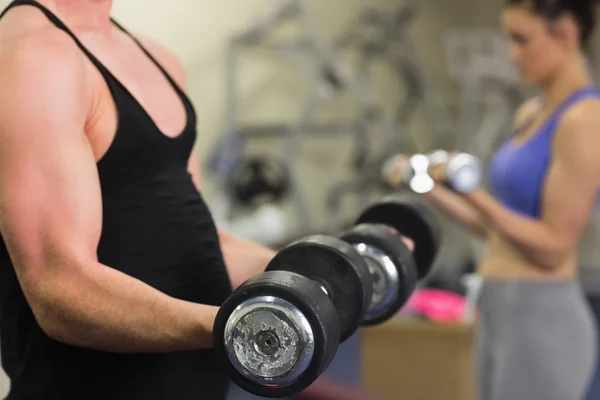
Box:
[553,96,600,151]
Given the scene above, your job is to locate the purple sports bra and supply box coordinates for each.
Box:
[487,86,600,218]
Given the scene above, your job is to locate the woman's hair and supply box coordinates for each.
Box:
[505,0,599,48]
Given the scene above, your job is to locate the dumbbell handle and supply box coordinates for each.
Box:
[382,151,482,193]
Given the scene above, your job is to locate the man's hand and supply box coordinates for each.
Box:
[378,225,415,252]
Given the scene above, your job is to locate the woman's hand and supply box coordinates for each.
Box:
[427,151,460,185]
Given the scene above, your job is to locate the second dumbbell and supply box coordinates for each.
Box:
[339,197,441,325]
[382,150,483,193]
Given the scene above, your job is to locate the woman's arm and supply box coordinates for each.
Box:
[424,186,489,238]
[421,99,541,239]
[463,100,600,270]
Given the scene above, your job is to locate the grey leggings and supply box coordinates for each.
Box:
[477,279,598,400]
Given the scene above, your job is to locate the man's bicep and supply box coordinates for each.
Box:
[0,46,102,287]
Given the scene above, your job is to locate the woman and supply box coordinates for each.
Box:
[423,1,600,399]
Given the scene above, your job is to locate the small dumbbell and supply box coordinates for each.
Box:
[382,150,483,193]
[213,235,372,398]
[339,197,441,325]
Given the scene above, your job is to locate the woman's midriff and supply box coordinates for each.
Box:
[477,230,578,280]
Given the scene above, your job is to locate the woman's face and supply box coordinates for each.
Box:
[501,6,571,86]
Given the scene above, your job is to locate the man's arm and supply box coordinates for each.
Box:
[0,34,217,354]
[464,101,600,270]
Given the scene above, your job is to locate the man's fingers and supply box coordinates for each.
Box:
[402,236,415,253]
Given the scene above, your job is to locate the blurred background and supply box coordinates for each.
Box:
[1,0,600,398]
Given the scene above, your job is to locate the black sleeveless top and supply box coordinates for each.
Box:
[0,1,233,399]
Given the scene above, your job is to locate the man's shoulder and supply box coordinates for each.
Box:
[0,6,84,76]
[133,34,187,90]
[0,27,89,123]
[0,29,85,86]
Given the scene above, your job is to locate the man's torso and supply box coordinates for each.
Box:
[0,3,233,399]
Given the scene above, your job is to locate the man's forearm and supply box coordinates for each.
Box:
[219,229,276,289]
[30,260,218,354]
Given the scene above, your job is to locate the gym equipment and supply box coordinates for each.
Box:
[324,3,456,233]
[208,0,365,237]
[338,224,416,326]
[217,203,288,246]
[214,198,440,398]
[444,29,524,160]
[335,3,455,153]
[265,236,372,343]
[214,269,340,399]
[213,236,369,398]
[228,156,291,206]
[355,197,441,281]
[382,151,483,194]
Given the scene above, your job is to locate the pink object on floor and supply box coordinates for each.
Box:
[403,288,468,323]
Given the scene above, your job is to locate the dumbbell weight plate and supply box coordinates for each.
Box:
[339,224,418,325]
[357,197,441,280]
[266,235,372,343]
[213,271,340,398]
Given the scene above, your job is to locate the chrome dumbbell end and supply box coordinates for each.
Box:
[406,154,435,194]
[383,150,482,194]
[214,270,340,398]
[381,154,434,194]
[223,295,315,387]
[445,153,482,193]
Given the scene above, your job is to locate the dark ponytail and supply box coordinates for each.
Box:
[506,0,599,48]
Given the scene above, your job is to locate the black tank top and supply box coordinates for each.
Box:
[0,1,233,399]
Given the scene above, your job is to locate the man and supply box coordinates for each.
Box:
[0,0,275,398]
[0,1,414,399]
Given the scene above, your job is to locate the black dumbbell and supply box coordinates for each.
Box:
[338,197,441,325]
[382,151,483,193]
[213,199,441,398]
[213,235,372,398]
